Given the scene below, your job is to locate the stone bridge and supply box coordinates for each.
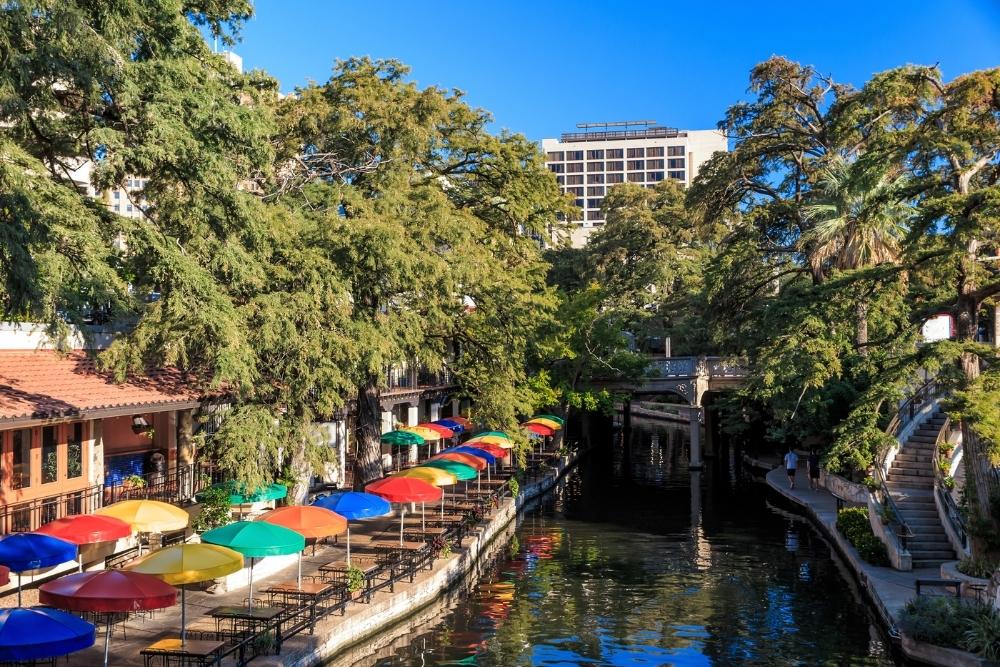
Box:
[594,356,749,470]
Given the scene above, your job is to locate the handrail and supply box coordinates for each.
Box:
[933,415,968,552]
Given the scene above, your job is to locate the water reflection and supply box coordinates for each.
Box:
[335,419,893,667]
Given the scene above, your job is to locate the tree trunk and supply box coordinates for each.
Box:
[354,375,384,487]
[993,302,999,348]
[957,240,982,381]
[855,299,869,355]
[288,433,313,505]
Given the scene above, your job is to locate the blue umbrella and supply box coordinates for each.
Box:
[312,492,391,566]
[0,533,77,606]
[0,607,95,661]
[433,419,465,433]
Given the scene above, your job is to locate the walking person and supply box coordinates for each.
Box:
[784,447,799,489]
[808,449,821,491]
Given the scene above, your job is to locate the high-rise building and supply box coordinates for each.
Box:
[542,121,727,247]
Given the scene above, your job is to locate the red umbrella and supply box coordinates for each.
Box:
[418,422,455,438]
[464,443,507,458]
[522,422,555,437]
[36,515,133,573]
[431,452,487,471]
[40,570,177,667]
[365,477,443,545]
[0,566,7,587]
[449,416,473,429]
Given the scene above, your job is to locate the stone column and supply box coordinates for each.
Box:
[451,399,460,417]
[381,410,395,470]
[689,406,703,470]
[177,409,195,500]
[90,420,105,488]
[406,405,419,464]
[430,402,441,422]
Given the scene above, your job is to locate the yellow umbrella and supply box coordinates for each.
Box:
[127,543,243,644]
[467,435,515,449]
[95,500,189,533]
[525,417,562,430]
[392,466,458,527]
[403,426,442,441]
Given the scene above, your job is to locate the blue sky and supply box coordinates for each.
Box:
[231,1,1000,141]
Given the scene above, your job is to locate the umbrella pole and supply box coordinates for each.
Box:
[248,558,255,610]
[16,574,21,607]
[78,554,84,573]
[399,507,405,547]
[421,502,425,533]
[440,493,444,520]
[181,585,187,645]
[103,616,112,667]
[347,525,352,567]
[298,551,302,588]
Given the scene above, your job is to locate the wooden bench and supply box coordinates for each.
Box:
[915,578,961,598]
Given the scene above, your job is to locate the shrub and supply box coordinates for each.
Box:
[836,507,889,566]
[346,566,365,593]
[957,556,998,580]
[193,485,232,532]
[900,596,979,648]
[963,608,1000,660]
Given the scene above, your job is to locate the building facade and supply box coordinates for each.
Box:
[542,121,727,247]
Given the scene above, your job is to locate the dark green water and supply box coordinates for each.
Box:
[356,420,894,666]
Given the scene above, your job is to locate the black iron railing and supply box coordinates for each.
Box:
[0,485,104,534]
[104,462,223,505]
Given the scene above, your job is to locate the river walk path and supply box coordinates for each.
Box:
[763,464,937,631]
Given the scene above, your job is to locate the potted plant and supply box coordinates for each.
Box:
[346,566,365,600]
[124,474,147,490]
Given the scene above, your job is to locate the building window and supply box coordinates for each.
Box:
[587,174,605,184]
[113,205,120,212]
[574,198,584,208]
[42,426,57,484]
[566,174,584,185]
[587,198,603,209]
[587,186,605,196]
[586,149,604,159]
[606,161,624,172]
[627,147,645,158]
[627,160,644,171]
[113,191,120,200]
[556,176,565,184]
[567,186,584,196]
[668,170,686,180]
[12,429,30,489]
[647,171,665,182]
[586,162,603,172]
[647,159,664,169]
[668,146,685,157]
[566,162,584,173]
[606,148,624,159]
[627,172,644,182]
[586,210,603,220]
[548,163,564,174]
[566,150,584,161]
[606,173,624,184]
[647,146,664,157]
[67,423,83,479]
[668,158,685,169]
[546,151,564,161]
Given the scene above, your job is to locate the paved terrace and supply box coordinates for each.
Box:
[764,464,936,629]
[0,452,570,667]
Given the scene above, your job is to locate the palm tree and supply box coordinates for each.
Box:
[801,156,911,351]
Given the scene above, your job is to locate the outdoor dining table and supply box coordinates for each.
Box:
[262,580,345,630]
[207,605,283,643]
[319,557,382,602]
[369,539,431,585]
[402,525,449,542]
[140,637,225,667]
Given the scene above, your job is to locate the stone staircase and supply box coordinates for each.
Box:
[885,410,955,568]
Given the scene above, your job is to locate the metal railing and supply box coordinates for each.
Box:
[646,356,749,379]
[933,416,968,552]
[0,485,103,534]
[104,462,223,505]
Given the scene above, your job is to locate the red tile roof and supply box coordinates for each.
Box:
[0,350,198,422]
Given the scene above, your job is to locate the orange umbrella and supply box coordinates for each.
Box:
[257,506,348,586]
[431,452,486,471]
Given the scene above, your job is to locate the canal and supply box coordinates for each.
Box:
[339,418,895,666]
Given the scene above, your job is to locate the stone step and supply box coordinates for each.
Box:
[907,435,938,444]
[908,549,956,560]
[887,475,934,487]
[890,462,933,473]
[913,559,949,569]
[902,442,936,451]
[894,453,934,463]
[901,512,943,521]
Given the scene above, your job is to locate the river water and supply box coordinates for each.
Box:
[339,419,895,666]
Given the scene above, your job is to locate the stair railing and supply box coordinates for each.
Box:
[933,415,968,553]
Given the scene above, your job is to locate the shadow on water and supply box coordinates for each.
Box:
[329,418,896,666]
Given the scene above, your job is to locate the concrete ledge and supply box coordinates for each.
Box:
[264,453,582,667]
[941,561,990,599]
[901,635,995,667]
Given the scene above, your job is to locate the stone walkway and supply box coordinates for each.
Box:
[765,464,938,628]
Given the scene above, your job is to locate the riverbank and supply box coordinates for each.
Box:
[764,465,990,667]
[264,452,583,667]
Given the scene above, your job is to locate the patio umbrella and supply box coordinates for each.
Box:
[467,435,514,449]
[201,521,305,609]
[523,422,556,437]
[441,445,500,482]
[126,543,243,643]
[418,422,455,438]
[403,426,441,441]
[0,533,77,606]
[448,416,474,429]
[39,569,177,667]
[257,506,348,585]
[196,481,288,506]
[0,607,95,662]
[365,477,443,545]
[381,430,424,446]
[525,417,562,430]
[433,419,465,433]
[431,452,487,471]
[36,515,133,571]
[393,467,458,528]
[311,492,391,566]
[477,431,512,438]
[533,414,565,425]
[421,459,477,481]
[94,499,189,554]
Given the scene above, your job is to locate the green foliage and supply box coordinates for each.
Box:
[836,507,890,566]
[957,556,998,580]
[964,608,1000,660]
[899,596,986,649]
[346,566,365,593]
[508,477,519,499]
[192,486,232,532]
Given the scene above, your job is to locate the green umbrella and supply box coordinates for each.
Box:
[534,414,565,425]
[477,430,511,439]
[196,482,287,505]
[421,459,477,481]
[201,521,305,609]
[380,430,425,446]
